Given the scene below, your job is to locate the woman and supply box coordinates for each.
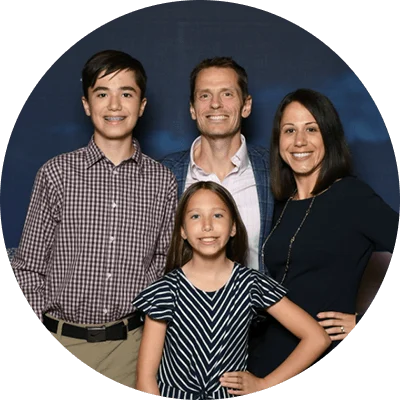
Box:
[243,88,399,379]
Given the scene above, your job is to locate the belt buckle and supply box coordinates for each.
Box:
[86,326,107,342]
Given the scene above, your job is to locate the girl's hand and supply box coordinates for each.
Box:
[220,371,267,395]
[317,311,356,341]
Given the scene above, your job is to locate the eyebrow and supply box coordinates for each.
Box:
[281,121,317,127]
[92,86,137,93]
[195,87,237,94]
[187,207,228,213]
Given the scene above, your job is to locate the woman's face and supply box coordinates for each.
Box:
[279,101,325,181]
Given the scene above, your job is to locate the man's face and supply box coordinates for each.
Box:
[189,67,252,139]
[82,69,147,143]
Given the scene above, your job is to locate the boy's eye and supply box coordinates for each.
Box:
[122,93,132,98]
[97,93,107,98]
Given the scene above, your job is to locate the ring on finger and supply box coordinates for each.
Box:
[340,325,345,333]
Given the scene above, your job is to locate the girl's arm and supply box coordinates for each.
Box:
[220,296,331,394]
[136,315,167,395]
[260,296,331,387]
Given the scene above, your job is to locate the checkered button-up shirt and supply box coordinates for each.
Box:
[12,137,178,324]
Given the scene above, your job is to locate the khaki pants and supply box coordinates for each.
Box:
[48,315,142,388]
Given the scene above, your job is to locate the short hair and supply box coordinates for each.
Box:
[81,50,147,100]
[270,88,352,200]
[189,57,249,104]
[165,181,248,273]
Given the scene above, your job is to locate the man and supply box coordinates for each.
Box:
[161,57,359,343]
[161,57,273,272]
[12,50,177,388]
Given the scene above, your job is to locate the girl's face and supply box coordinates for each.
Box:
[181,189,236,260]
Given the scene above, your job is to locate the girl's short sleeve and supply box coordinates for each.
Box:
[250,272,288,311]
[132,276,176,322]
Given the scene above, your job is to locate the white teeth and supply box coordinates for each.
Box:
[105,116,124,121]
[293,152,311,158]
[208,115,227,120]
[200,238,216,242]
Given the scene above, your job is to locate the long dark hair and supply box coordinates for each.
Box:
[165,181,248,273]
[270,88,352,200]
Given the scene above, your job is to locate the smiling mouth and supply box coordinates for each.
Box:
[292,152,312,159]
[207,115,227,121]
[199,237,218,243]
[105,116,125,121]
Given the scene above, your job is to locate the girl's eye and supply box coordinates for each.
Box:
[190,214,200,220]
[214,213,223,218]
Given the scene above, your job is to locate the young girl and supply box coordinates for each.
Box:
[133,181,330,398]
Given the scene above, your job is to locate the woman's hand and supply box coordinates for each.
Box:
[317,311,356,340]
[220,371,267,395]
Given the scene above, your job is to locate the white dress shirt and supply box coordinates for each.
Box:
[185,135,261,270]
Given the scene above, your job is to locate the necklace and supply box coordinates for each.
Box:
[261,190,315,284]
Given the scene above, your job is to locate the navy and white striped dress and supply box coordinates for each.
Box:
[133,263,287,399]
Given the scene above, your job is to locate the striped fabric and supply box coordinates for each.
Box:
[133,263,287,399]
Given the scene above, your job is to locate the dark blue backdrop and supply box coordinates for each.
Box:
[1,1,398,248]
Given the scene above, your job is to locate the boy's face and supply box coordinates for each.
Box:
[82,69,147,143]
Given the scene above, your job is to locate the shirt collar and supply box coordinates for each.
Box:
[85,136,143,169]
[189,134,250,172]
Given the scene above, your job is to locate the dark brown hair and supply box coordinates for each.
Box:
[81,49,147,100]
[189,56,249,105]
[165,181,248,273]
[270,88,352,200]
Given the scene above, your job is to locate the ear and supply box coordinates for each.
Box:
[241,95,252,119]
[189,103,197,121]
[181,226,187,240]
[139,97,147,117]
[82,96,91,117]
[230,222,237,238]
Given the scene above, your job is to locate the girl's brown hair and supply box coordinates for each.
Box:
[165,181,248,273]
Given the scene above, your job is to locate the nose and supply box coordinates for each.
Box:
[294,129,307,147]
[108,94,122,111]
[202,216,213,232]
[210,95,222,109]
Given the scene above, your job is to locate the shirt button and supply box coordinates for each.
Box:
[110,236,115,242]
[103,308,108,314]
[106,273,112,280]
[112,201,117,208]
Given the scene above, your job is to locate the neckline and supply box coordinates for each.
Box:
[291,178,342,202]
[179,263,238,294]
